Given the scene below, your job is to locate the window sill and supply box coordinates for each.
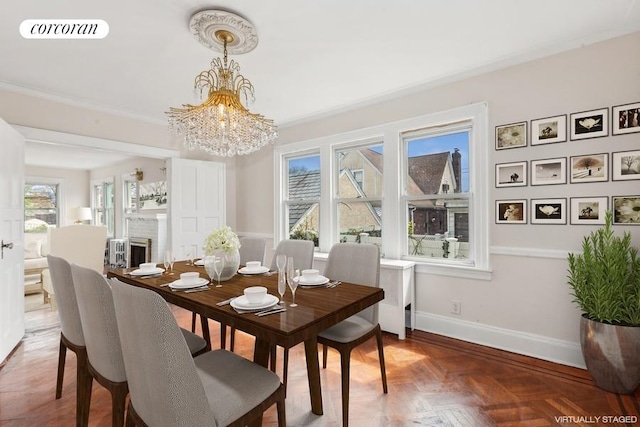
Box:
[410,259,492,281]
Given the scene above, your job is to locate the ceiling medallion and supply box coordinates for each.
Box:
[166,9,277,157]
[189,10,258,55]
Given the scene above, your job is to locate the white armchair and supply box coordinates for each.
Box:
[24,232,49,297]
[42,225,108,309]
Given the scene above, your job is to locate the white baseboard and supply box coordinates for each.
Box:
[414,311,586,369]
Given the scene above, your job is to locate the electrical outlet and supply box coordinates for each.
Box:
[451,300,461,315]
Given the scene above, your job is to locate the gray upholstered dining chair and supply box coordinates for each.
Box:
[70,264,128,427]
[109,279,286,427]
[46,254,90,426]
[317,243,387,426]
[192,236,268,350]
[269,238,315,271]
[239,236,267,265]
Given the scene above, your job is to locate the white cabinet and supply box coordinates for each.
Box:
[313,254,415,339]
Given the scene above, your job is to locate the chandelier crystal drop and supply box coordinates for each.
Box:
[166,19,277,157]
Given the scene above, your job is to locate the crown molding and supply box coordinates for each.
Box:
[0,81,166,125]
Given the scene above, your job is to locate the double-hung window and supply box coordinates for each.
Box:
[284,153,321,247]
[275,102,489,276]
[24,180,60,232]
[335,142,383,247]
[93,178,115,237]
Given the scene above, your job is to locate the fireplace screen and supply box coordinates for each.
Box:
[128,237,151,268]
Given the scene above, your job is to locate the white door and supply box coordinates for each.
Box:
[0,118,25,363]
[168,158,225,260]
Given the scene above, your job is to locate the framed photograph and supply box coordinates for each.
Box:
[530,115,567,145]
[531,198,567,224]
[495,161,527,187]
[495,122,527,150]
[612,101,640,135]
[612,196,640,225]
[531,157,566,186]
[570,197,608,225]
[139,181,167,210]
[570,153,608,183]
[496,199,527,224]
[570,107,608,140]
[612,150,640,181]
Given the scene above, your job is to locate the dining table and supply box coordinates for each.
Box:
[106,261,384,416]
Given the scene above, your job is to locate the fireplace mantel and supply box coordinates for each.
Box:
[125,213,167,264]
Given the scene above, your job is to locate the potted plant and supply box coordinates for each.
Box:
[203,226,241,281]
[567,210,640,394]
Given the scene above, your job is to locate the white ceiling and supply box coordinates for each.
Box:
[3,0,640,168]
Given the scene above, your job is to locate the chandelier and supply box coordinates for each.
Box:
[166,10,277,157]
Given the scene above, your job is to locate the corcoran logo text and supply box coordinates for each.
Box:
[20,19,109,39]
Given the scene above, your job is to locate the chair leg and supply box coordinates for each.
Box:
[339,349,352,427]
[76,350,92,427]
[125,401,136,427]
[322,343,328,368]
[276,398,286,427]
[230,327,236,351]
[191,312,197,332]
[269,345,277,372]
[283,347,289,398]
[220,323,227,349]
[111,382,128,427]
[55,337,67,399]
[375,327,388,393]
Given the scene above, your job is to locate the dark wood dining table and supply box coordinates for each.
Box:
[107,261,384,416]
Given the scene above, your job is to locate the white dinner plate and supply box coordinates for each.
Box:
[169,277,209,289]
[296,275,330,286]
[238,266,270,275]
[194,259,204,266]
[130,267,164,276]
[231,294,279,310]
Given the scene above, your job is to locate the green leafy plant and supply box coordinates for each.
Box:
[567,211,640,326]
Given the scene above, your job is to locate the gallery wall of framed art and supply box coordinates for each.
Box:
[493,101,639,226]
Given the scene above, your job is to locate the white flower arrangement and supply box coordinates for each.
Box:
[203,226,241,255]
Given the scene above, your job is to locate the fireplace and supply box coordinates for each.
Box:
[129,237,151,268]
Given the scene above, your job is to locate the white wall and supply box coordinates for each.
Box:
[235,32,640,367]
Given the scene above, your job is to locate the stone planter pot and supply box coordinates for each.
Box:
[580,314,640,394]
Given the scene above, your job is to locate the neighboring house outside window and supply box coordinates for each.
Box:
[275,103,489,276]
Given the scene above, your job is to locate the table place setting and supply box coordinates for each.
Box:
[125,262,165,278]
[238,261,271,275]
[295,269,341,288]
[167,272,210,292]
[229,286,285,315]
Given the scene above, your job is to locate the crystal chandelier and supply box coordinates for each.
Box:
[166,11,277,157]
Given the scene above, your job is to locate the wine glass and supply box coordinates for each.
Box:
[203,256,216,285]
[276,254,286,272]
[286,257,299,307]
[277,268,287,304]
[212,255,225,287]
[164,250,175,275]
[185,250,193,266]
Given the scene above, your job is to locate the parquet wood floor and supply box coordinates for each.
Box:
[1,306,639,426]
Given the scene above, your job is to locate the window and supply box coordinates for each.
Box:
[404,128,470,261]
[335,143,383,247]
[93,179,115,237]
[24,182,60,232]
[123,178,138,214]
[275,103,489,276]
[285,154,320,246]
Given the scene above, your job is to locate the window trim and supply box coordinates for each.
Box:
[274,102,489,276]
